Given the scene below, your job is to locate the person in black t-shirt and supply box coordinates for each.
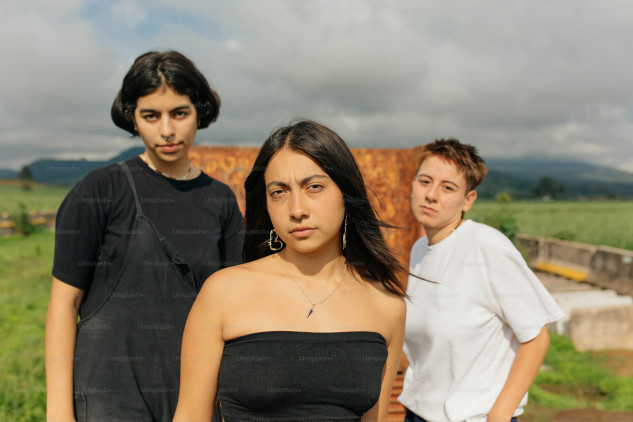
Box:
[45,50,243,422]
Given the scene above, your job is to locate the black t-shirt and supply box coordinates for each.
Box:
[52,156,244,317]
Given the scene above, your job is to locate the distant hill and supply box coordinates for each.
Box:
[478,156,633,199]
[0,168,18,179]
[7,148,633,198]
[24,147,144,186]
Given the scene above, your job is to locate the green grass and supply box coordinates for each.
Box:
[529,334,633,411]
[468,200,633,250]
[0,232,52,421]
[0,182,70,215]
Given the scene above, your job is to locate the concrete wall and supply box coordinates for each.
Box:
[568,305,633,351]
[0,210,56,235]
[517,233,633,351]
[516,233,633,296]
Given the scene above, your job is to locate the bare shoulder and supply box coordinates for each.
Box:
[364,278,407,321]
[197,257,271,303]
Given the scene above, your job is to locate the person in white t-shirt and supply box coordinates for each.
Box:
[399,139,564,422]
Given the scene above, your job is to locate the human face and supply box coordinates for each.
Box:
[265,148,345,256]
[133,86,198,170]
[411,155,477,244]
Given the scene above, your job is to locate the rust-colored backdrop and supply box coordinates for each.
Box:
[190,144,424,421]
[191,145,424,272]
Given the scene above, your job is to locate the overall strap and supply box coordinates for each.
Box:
[119,162,144,217]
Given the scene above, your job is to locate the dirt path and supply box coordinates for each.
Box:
[550,408,633,421]
[592,349,633,377]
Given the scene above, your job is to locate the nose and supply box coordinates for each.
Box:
[425,184,439,202]
[160,116,175,141]
[289,191,309,221]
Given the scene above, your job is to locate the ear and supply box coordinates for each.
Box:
[462,189,477,213]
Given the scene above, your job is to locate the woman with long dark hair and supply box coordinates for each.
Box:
[174,120,406,422]
[45,51,243,421]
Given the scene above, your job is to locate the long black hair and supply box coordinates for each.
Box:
[111,50,221,136]
[243,119,405,296]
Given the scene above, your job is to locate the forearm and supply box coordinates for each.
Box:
[45,280,82,421]
[487,326,550,422]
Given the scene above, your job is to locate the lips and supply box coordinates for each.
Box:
[420,206,437,214]
[290,227,316,238]
[157,143,181,153]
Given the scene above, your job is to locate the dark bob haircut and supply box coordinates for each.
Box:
[243,119,406,297]
[111,50,221,136]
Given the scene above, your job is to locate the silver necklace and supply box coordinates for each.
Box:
[141,153,193,180]
[282,251,346,318]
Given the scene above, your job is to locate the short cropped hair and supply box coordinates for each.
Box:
[417,138,488,191]
[111,50,221,136]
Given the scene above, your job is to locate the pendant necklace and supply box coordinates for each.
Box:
[282,251,346,318]
[141,153,193,181]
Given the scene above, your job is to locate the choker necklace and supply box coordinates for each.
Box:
[282,251,346,318]
[141,153,193,180]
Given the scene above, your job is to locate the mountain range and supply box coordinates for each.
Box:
[3,148,633,199]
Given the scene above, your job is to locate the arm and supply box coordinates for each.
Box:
[173,275,226,422]
[362,298,406,422]
[45,278,84,422]
[487,326,550,422]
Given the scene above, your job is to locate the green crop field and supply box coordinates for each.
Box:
[468,200,633,251]
[0,181,70,215]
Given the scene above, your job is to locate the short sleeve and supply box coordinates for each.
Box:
[52,186,107,290]
[482,232,564,343]
[220,190,244,268]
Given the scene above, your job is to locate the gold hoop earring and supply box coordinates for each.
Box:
[269,229,284,251]
[342,214,348,251]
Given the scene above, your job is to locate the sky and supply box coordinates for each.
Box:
[2,0,633,172]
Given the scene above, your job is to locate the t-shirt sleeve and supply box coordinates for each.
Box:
[52,181,107,290]
[483,232,564,343]
[220,190,244,267]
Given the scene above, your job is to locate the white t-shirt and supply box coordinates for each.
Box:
[399,220,564,422]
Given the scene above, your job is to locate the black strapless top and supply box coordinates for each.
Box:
[215,331,388,422]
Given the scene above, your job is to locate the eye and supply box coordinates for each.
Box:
[418,179,430,185]
[269,189,285,199]
[142,113,157,121]
[443,185,455,192]
[173,110,189,118]
[307,184,323,192]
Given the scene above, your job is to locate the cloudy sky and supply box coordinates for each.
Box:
[2,0,632,172]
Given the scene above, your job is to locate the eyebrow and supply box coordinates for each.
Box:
[138,105,192,113]
[266,174,329,189]
[416,173,461,189]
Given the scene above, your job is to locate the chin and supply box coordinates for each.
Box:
[414,214,435,226]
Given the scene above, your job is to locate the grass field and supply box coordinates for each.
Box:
[1,231,633,420]
[0,232,51,421]
[468,200,633,250]
[0,181,70,216]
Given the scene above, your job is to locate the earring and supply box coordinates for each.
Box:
[342,214,348,251]
[269,229,284,251]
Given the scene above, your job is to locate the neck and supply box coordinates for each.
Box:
[282,247,346,281]
[142,151,192,180]
[425,218,464,246]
